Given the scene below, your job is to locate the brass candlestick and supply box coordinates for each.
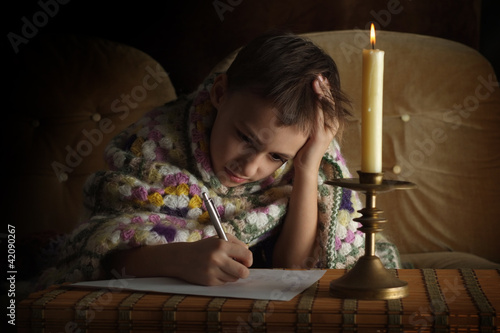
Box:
[325,171,416,300]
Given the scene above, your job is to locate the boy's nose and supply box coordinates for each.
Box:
[236,152,262,178]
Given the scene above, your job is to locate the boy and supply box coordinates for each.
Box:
[40,32,399,288]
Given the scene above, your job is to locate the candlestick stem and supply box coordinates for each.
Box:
[326,171,416,300]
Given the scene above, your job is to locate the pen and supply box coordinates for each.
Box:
[202,192,228,241]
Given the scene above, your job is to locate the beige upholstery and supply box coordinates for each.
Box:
[212,30,500,267]
[13,31,499,269]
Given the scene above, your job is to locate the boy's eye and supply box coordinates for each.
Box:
[238,131,259,148]
[270,153,287,164]
[237,131,251,143]
[237,130,286,163]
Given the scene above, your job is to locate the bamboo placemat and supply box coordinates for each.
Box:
[17,269,499,332]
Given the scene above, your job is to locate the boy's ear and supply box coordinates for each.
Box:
[210,74,228,109]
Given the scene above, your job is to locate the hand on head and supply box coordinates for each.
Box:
[294,75,338,172]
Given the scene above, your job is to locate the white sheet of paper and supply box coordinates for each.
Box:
[72,269,326,301]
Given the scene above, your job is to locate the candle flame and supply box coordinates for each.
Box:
[370,23,376,49]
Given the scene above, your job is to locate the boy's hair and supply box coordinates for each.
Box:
[226,31,351,139]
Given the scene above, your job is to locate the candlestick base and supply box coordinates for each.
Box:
[325,171,416,300]
[329,256,408,300]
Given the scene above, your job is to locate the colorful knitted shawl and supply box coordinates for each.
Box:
[40,75,400,287]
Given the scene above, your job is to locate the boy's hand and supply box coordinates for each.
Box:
[170,234,253,286]
[295,75,338,174]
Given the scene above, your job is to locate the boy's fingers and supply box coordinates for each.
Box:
[313,75,332,100]
[223,259,251,279]
[222,234,253,267]
[230,244,253,267]
[313,78,324,96]
[227,233,249,248]
[217,246,252,282]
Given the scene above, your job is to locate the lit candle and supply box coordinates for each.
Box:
[361,23,385,173]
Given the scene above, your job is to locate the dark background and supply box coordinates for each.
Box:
[5,0,499,97]
[2,0,499,300]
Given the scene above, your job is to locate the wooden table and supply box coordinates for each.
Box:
[18,269,499,332]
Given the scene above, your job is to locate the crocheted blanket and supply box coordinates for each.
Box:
[40,75,400,287]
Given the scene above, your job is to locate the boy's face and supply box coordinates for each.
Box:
[210,75,308,187]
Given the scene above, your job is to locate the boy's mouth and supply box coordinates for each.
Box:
[224,167,248,184]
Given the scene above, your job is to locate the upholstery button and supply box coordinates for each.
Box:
[401,114,410,122]
[91,113,102,122]
[392,165,402,174]
[58,172,68,182]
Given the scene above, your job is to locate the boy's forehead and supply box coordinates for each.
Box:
[235,111,307,150]
[235,104,283,131]
[229,91,278,119]
[226,90,308,137]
